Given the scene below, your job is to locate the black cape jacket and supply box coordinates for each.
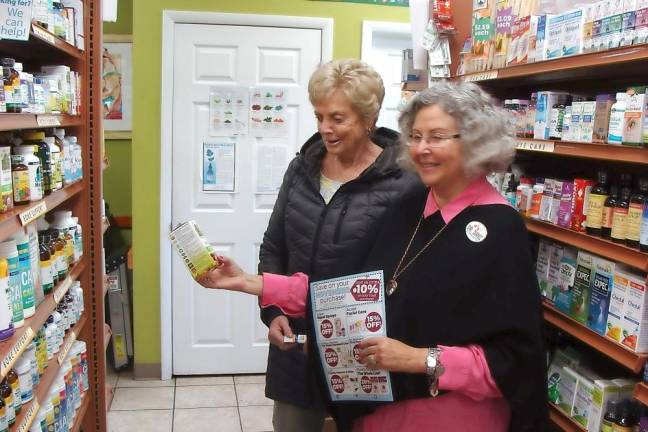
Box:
[307,184,549,431]
[258,128,421,407]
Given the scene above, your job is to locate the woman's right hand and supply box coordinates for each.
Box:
[268,315,297,351]
[196,256,263,296]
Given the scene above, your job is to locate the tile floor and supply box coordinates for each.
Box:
[106,368,273,432]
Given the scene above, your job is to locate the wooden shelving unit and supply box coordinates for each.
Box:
[515,138,648,165]
[633,382,648,406]
[0,0,106,429]
[524,218,648,272]
[548,403,587,432]
[543,302,648,373]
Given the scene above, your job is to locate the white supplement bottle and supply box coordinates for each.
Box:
[608,92,626,144]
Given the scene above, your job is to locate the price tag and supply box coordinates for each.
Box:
[1,327,35,378]
[462,70,499,82]
[53,277,72,304]
[32,24,56,45]
[516,139,555,153]
[16,399,39,432]
[36,115,61,127]
[19,201,48,226]
[58,330,77,365]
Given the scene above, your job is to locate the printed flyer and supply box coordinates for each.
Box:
[310,271,393,402]
[249,87,288,137]
[209,86,249,136]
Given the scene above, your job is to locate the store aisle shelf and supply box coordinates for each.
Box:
[458,44,648,86]
[0,23,83,62]
[70,392,90,432]
[543,302,648,372]
[13,314,87,432]
[0,259,86,381]
[548,403,587,432]
[0,114,83,132]
[515,138,648,164]
[634,382,648,406]
[525,218,648,272]
[0,182,85,242]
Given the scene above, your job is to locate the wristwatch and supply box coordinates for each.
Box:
[425,347,445,397]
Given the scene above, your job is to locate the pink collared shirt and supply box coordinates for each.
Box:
[261,178,511,431]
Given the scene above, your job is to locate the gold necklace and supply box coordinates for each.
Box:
[387,216,449,296]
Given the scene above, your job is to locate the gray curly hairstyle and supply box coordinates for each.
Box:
[398,81,515,177]
[308,59,385,127]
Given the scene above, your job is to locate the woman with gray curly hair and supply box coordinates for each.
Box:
[198,81,547,431]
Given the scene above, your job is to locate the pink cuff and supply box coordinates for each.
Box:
[438,345,502,400]
[260,272,309,319]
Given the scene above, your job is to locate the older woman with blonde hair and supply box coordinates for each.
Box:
[256,59,419,431]
[201,81,547,431]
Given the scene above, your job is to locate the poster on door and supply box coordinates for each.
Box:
[256,144,288,194]
[249,87,288,137]
[209,86,250,136]
[310,270,394,402]
[202,140,236,192]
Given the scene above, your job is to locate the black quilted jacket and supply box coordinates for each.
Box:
[258,127,421,407]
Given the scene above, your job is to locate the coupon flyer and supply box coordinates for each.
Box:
[310,271,393,402]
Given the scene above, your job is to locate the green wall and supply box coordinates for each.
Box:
[133,0,408,371]
[103,0,133,243]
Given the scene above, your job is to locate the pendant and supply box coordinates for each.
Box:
[387,279,398,296]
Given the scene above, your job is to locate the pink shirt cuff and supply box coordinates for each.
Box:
[260,272,309,319]
[438,345,502,400]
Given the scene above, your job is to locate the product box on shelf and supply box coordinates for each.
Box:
[570,251,596,325]
[612,378,637,400]
[580,101,596,143]
[537,239,553,302]
[587,257,615,335]
[535,15,548,62]
[621,0,637,46]
[534,91,570,140]
[606,270,630,343]
[527,15,539,63]
[558,366,580,415]
[546,14,565,59]
[620,272,648,352]
[623,89,646,145]
[570,178,596,232]
[608,13,625,49]
[562,9,586,56]
[549,179,564,225]
[582,5,595,52]
[634,7,648,45]
[539,178,555,221]
[547,244,565,305]
[557,181,575,229]
[571,375,594,428]
[642,87,648,145]
[588,380,621,432]
[570,101,583,142]
[593,94,614,143]
[554,248,578,314]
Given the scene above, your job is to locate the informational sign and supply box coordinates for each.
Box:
[249,87,288,138]
[255,144,287,194]
[202,141,236,192]
[19,201,47,226]
[516,139,555,153]
[209,86,249,136]
[0,1,33,41]
[0,327,35,378]
[310,271,393,402]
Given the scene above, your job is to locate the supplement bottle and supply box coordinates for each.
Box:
[0,378,14,426]
[0,258,13,341]
[52,230,68,280]
[613,400,638,431]
[586,170,609,236]
[14,145,43,201]
[2,58,20,113]
[39,232,54,295]
[549,102,566,140]
[52,129,68,186]
[608,92,627,144]
[22,131,52,196]
[14,356,32,405]
[627,177,648,249]
[0,146,13,213]
[6,369,19,415]
[0,396,6,432]
[0,240,23,328]
[44,136,62,191]
[612,180,633,244]
[12,232,35,318]
[11,152,30,205]
[71,217,82,260]
[602,184,619,239]
[602,399,619,432]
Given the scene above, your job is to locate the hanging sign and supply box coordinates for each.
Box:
[0,1,33,41]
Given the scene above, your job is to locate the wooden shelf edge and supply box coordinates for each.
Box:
[458,44,648,83]
[516,138,648,164]
[549,403,587,432]
[13,313,87,432]
[524,218,648,272]
[0,258,86,381]
[30,22,84,59]
[0,113,83,132]
[543,302,648,373]
[70,392,90,432]
[634,382,648,406]
[0,182,85,243]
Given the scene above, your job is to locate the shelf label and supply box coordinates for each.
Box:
[32,24,55,45]
[462,70,499,82]
[16,399,39,432]
[1,327,35,378]
[19,201,47,226]
[53,277,72,304]
[58,330,77,365]
[36,115,61,127]
[516,139,555,153]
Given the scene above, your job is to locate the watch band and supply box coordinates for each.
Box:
[426,347,445,397]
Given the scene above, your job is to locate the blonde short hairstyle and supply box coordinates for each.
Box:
[308,59,385,126]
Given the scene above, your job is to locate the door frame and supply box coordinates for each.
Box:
[160,10,333,380]
[360,20,411,63]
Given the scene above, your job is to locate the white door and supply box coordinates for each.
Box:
[171,23,323,374]
[361,22,412,131]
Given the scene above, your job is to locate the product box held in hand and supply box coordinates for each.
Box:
[169,220,221,280]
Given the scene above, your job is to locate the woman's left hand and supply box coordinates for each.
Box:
[357,337,427,374]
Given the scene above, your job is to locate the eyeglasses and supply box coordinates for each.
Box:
[406,132,461,148]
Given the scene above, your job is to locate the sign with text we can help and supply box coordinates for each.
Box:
[0,0,33,41]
